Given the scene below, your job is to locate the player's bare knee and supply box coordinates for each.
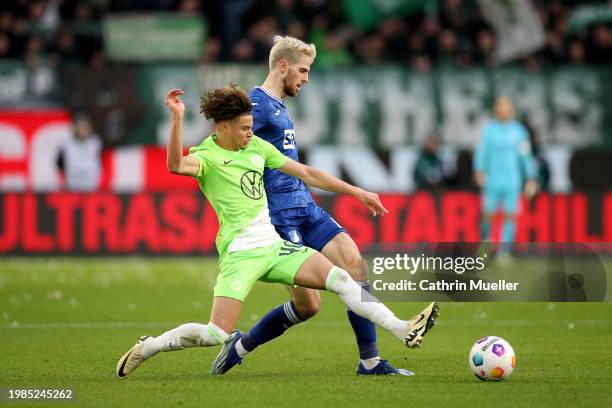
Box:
[294,294,320,320]
[342,252,363,281]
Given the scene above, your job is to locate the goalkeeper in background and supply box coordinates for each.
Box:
[474,96,538,259]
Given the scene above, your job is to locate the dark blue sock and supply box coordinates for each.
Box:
[347,282,379,359]
[240,301,302,352]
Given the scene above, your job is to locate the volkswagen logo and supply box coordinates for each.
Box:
[240,170,264,199]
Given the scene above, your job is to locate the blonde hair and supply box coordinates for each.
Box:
[268,35,316,70]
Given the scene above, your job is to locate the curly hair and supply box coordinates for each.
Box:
[199,83,252,122]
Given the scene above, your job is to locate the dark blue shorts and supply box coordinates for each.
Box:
[269,203,345,251]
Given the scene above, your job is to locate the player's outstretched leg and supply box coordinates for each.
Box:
[295,254,440,349]
[116,297,241,378]
[116,335,155,378]
[116,322,229,378]
[319,233,411,375]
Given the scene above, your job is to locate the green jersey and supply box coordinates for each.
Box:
[189,134,288,258]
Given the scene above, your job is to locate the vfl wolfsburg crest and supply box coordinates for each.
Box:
[240,170,264,199]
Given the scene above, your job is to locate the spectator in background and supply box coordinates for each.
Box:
[177,0,201,15]
[544,29,564,63]
[200,36,222,63]
[286,19,307,40]
[355,32,385,65]
[0,33,11,59]
[475,29,495,66]
[414,134,446,190]
[567,37,586,64]
[59,113,102,192]
[2,0,610,67]
[52,27,81,64]
[231,37,256,62]
[379,18,407,61]
[248,15,278,60]
[311,31,353,68]
[436,28,461,66]
[586,24,612,63]
[406,32,433,72]
[273,0,298,32]
[309,13,354,69]
[24,34,57,99]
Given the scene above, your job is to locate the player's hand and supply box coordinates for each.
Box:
[524,179,539,199]
[166,88,185,117]
[357,190,388,217]
[474,171,486,187]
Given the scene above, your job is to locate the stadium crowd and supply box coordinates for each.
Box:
[0,0,611,70]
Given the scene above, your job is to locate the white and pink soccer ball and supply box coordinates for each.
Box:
[469,336,516,381]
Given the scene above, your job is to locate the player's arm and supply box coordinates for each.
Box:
[279,158,388,216]
[165,88,200,177]
[473,126,489,187]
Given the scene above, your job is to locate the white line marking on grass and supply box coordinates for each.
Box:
[1,319,610,329]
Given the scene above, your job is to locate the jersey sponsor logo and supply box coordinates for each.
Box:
[240,170,264,200]
[223,160,233,165]
[283,129,296,150]
[274,109,280,116]
[288,230,301,243]
[279,240,306,256]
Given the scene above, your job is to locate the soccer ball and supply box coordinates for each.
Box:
[469,336,515,381]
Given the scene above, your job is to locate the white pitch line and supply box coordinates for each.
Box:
[0,319,610,330]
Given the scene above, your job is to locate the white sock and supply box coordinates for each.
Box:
[141,322,229,358]
[325,266,406,340]
[360,356,381,370]
[235,338,250,358]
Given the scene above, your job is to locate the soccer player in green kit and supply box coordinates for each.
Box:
[116,85,438,378]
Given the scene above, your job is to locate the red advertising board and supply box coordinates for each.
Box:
[0,110,197,192]
[0,110,72,191]
[1,192,610,255]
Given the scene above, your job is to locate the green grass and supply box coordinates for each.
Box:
[1,258,611,407]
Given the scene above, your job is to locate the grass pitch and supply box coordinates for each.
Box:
[1,257,611,407]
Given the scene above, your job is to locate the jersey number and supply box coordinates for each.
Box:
[283,130,296,150]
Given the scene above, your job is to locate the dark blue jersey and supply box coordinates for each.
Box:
[249,86,314,211]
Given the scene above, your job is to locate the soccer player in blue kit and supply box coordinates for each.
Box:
[211,36,439,376]
[474,96,538,259]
